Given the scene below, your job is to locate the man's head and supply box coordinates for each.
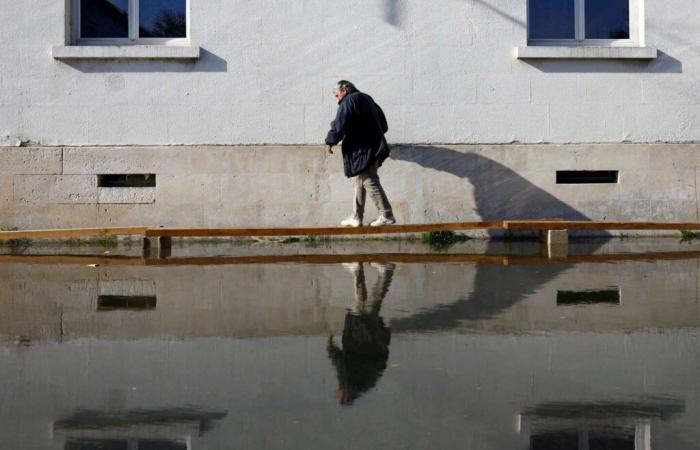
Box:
[333,80,357,103]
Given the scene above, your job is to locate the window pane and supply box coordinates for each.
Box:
[585,0,629,39]
[139,0,187,38]
[528,0,575,40]
[80,0,129,38]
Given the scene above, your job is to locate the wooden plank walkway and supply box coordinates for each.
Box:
[2,220,700,241]
[503,221,700,230]
[144,221,505,238]
[0,226,149,241]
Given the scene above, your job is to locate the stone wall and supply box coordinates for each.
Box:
[1,144,698,230]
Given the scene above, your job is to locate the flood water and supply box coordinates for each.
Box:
[1,239,700,450]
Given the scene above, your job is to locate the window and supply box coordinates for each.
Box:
[73,0,188,44]
[528,0,641,45]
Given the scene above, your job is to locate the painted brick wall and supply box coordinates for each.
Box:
[1,0,699,145]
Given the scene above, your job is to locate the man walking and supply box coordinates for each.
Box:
[326,81,396,227]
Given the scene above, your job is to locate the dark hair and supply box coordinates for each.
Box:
[336,80,357,92]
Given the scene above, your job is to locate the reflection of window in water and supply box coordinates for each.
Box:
[521,399,684,450]
[55,408,227,450]
[327,262,395,405]
[530,424,648,450]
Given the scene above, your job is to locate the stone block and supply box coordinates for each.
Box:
[13,175,97,204]
[0,147,62,174]
[156,174,219,205]
[573,144,651,171]
[221,173,322,207]
[476,75,531,104]
[642,77,700,105]
[4,204,100,229]
[650,200,699,222]
[304,104,334,144]
[622,169,695,201]
[166,104,232,145]
[549,104,625,143]
[453,103,549,143]
[63,146,191,175]
[20,105,89,145]
[86,105,169,146]
[623,103,700,143]
[98,187,155,204]
[530,74,586,105]
[0,175,12,206]
[231,104,305,144]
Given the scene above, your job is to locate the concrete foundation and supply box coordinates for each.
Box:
[1,143,699,235]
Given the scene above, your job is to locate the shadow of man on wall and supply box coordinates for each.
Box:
[388,145,606,332]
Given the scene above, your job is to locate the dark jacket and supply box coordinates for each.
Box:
[325,89,391,178]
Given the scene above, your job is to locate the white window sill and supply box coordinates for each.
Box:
[52,45,200,60]
[516,46,657,60]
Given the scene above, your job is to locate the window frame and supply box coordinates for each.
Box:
[527,0,643,47]
[71,0,190,46]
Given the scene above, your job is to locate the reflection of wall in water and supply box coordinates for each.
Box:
[0,330,698,450]
[1,258,700,341]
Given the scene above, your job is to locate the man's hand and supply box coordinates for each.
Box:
[326,145,334,155]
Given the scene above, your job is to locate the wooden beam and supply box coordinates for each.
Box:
[504,221,700,230]
[0,227,149,241]
[0,219,696,242]
[145,221,505,237]
[2,250,700,267]
[0,255,145,265]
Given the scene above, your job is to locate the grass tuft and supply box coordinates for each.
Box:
[421,231,468,251]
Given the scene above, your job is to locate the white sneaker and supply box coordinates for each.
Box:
[369,215,396,227]
[340,217,362,227]
[370,262,396,273]
[341,262,361,273]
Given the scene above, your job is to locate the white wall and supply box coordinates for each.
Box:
[1,0,699,146]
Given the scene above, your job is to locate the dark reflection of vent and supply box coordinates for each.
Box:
[557,289,620,305]
[66,438,186,450]
[66,439,126,450]
[531,428,635,450]
[97,295,157,311]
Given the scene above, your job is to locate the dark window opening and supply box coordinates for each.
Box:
[98,174,156,188]
[556,171,618,184]
[139,0,187,38]
[80,0,129,38]
[528,0,576,39]
[585,0,630,39]
[557,289,621,305]
[97,295,157,311]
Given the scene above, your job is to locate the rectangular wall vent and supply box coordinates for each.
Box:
[98,174,156,188]
[97,295,157,311]
[556,170,618,184]
[557,289,621,305]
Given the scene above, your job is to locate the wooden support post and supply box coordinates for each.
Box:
[142,236,172,259]
[546,229,568,259]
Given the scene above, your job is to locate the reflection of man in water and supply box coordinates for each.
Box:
[327,262,395,405]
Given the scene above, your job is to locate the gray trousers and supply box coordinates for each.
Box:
[351,262,395,315]
[352,161,393,220]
